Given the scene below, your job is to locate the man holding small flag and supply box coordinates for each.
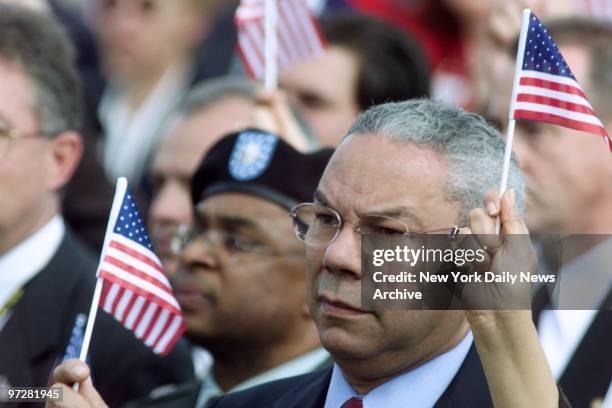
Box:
[0,5,192,407]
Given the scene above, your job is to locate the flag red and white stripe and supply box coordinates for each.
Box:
[98,242,184,355]
[510,11,610,150]
[513,70,609,145]
[96,185,185,356]
[235,0,326,80]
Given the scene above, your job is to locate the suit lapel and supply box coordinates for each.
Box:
[273,367,333,408]
[559,291,612,407]
[0,232,88,386]
[435,344,493,408]
[0,313,32,386]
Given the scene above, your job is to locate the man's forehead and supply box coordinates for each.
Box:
[315,135,449,225]
[321,135,447,188]
[0,59,36,117]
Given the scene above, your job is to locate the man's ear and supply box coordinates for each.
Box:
[45,131,83,191]
[301,302,312,319]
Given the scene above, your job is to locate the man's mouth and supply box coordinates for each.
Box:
[318,294,368,316]
[175,281,214,310]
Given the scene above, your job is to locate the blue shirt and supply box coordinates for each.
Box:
[324,331,473,408]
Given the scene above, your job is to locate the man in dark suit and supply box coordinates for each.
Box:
[50,100,569,407]
[510,17,612,408]
[0,5,192,406]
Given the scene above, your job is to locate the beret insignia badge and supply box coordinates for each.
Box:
[229,130,279,181]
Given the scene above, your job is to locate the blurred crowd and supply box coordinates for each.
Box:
[0,0,610,407]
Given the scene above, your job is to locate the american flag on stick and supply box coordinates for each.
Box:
[497,9,610,233]
[509,10,610,150]
[79,178,185,359]
[235,0,326,81]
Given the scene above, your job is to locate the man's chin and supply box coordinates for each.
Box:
[183,319,219,345]
[317,324,377,361]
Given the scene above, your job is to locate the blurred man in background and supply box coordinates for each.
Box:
[149,77,258,280]
[90,0,229,187]
[0,5,192,406]
[149,76,314,279]
[279,12,430,146]
[507,17,612,408]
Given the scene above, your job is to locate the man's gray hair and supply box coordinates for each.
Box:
[177,76,316,146]
[179,76,258,118]
[0,4,82,135]
[346,99,525,222]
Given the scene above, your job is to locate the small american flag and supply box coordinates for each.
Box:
[511,11,610,150]
[97,187,185,355]
[235,0,326,80]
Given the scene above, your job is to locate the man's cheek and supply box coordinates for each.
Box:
[305,246,324,268]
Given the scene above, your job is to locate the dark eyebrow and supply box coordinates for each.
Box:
[313,190,342,213]
[313,191,424,230]
[217,215,259,231]
[369,207,424,230]
[371,207,417,219]
[313,190,328,205]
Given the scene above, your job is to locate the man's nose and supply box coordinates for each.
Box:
[322,225,361,279]
[179,236,218,273]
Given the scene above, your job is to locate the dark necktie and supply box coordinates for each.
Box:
[341,397,363,408]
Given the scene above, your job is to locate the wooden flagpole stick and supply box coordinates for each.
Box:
[74,177,127,389]
[496,9,531,234]
[264,0,278,90]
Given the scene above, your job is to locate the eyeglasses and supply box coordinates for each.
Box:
[0,121,44,159]
[175,224,303,259]
[289,203,463,248]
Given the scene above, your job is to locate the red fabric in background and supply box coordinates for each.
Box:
[343,0,465,73]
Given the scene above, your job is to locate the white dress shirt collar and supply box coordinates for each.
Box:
[196,347,330,408]
[0,216,65,309]
[324,331,474,408]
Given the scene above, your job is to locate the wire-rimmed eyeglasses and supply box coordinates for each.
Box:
[289,203,462,247]
[0,120,45,159]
